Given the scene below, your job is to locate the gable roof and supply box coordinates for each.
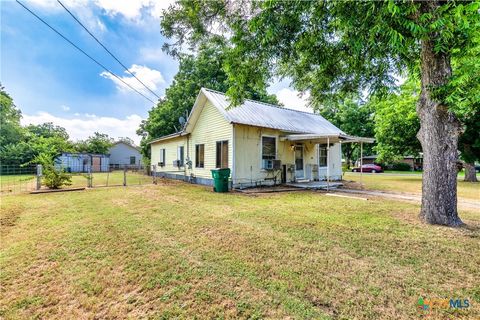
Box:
[150,88,346,144]
[112,141,141,151]
[200,88,344,135]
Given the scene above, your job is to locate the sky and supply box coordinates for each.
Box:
[1,0,310,144]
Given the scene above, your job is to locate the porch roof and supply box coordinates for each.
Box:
[280,133,374,144]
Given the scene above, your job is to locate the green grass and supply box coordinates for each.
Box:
[344,172,480,200]
[1,181,479,319]
[1,171,151,194]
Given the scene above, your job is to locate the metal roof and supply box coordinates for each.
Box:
[202,88,345,135]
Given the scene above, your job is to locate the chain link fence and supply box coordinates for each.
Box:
[0,164,152,195]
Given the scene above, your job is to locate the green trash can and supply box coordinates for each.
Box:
[211,168,231,192]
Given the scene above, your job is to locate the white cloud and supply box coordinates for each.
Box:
[275,88,312,113]
[94,0,175,20]
[21,111,144,144]
[100,64,164,95]
[60,105,70,111]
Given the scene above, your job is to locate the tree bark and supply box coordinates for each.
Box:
[416,2,463,227]
[464,162,478,182]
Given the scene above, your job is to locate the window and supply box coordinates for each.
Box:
[130,156,136,165]
[195,144,205,168]
[318,145,327,167]
[216,140,228,168]
[262,136,276,160]
[159,148,166,166]
[177,146,184,166]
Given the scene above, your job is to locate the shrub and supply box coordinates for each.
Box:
[43,164,72,189]
[390,162,412,171]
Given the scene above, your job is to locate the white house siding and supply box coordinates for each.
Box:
[151,100,233,185]
[316,142,342,180]
[150,136,188,178]
[187,101,233,182]
[108,142,142,166]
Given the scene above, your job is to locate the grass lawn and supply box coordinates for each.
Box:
[1,181,479,319]
[344,172,480,200]
[0,175,36,194]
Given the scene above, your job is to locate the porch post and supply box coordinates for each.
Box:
[326,137,330,191]
[360,141,363,189]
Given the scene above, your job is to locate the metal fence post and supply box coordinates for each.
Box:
[88,165,93,188]
[36,164,42,190]
[152,165,157,184]
[123,166,127,186]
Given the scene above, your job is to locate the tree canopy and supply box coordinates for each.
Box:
[318,97,375,167]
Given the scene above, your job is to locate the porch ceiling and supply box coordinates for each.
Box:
[280,133,374,144]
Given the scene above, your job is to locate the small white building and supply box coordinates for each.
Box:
[150,88,372,188]
[108,141,143,168]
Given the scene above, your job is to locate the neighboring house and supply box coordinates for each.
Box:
[150,88,373,188]
[55,153,110,172]
[108,141,143,168]
[360,155,423,171]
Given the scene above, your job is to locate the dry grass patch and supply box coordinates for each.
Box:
[1,182,479,319]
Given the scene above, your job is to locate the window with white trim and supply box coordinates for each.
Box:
[159,148,166,166]
[318,145,327,167]
[195,144,204,168]
[177,146,184,166]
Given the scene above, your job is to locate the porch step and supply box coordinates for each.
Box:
[296,179,310,183]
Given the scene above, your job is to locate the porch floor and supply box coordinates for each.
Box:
[286,181,343,190]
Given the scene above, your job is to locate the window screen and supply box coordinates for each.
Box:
[262,136,276,160]
[177,146,184,166]
[319,145,327,167]
[195,144,204,168]
[159,148,166,165]
[216,140,228,168]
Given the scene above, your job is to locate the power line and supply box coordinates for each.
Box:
[57,0,161,100]
[16,0,157,104]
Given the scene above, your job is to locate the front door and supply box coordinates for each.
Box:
[295,144,304,179]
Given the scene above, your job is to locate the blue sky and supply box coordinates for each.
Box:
[1,0,309,144]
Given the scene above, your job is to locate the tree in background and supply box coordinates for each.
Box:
[26,122,69,141]
[137,38,278,158]
[75,132,114,154]
[370,80,422,163]
[318,97,375,168]
[116,137,135,146]
[0,85,24,149]
[160,0,479,226]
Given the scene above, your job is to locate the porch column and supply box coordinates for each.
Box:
[326,137,330,191]
[360,141,363,189]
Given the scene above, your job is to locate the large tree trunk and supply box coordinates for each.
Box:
[416,2,463,226]
[464,162,478,182]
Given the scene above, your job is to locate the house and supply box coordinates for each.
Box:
[55,152,110,172]
[360,155,423,171]
[108,141,143,169]
[150,88,373,188]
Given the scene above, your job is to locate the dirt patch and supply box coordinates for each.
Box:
[0,203,24,234]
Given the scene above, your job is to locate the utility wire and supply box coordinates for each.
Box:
[16,0,157,104]
[57,0,161,100]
